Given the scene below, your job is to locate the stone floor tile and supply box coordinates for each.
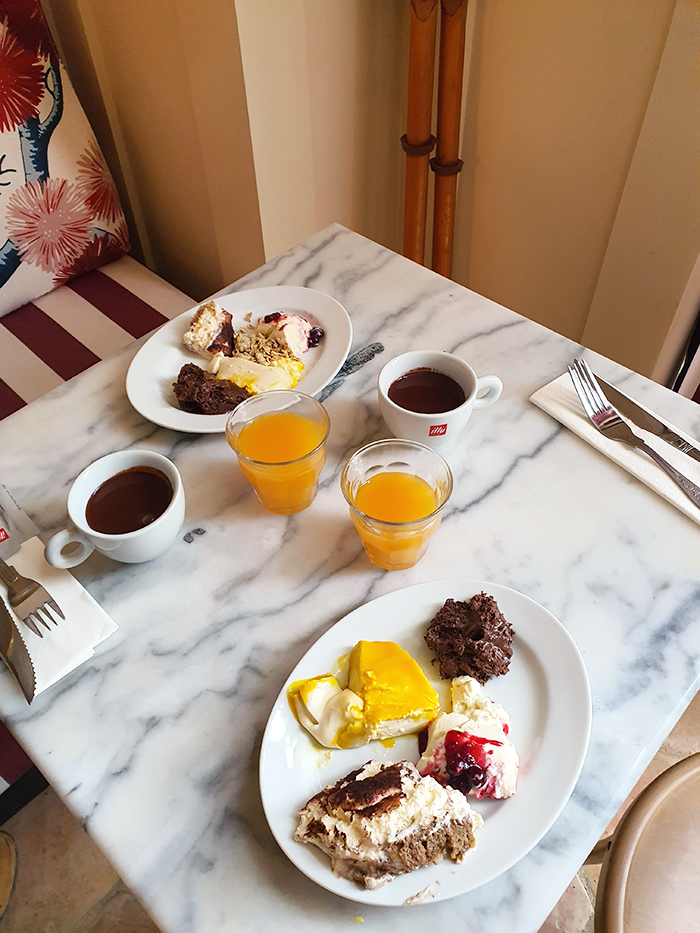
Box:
[70,882,161,933]
[0,787,118,933]
[537,874,593,933]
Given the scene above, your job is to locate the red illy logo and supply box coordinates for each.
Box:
[0,528,8,543]
[429,424,447,436]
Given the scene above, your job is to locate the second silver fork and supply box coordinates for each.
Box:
[568,358,700,510]
[0,557,64,637]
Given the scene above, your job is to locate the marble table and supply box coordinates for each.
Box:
[1,224,699,932]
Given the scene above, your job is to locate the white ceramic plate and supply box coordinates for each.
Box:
[125,286,353,433]
[260,580,591,906]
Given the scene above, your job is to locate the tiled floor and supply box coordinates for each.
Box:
[0,788,158,932]
[0,692,698,933]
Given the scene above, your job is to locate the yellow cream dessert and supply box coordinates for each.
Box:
[207,353,303,393]
[288,641,440,748]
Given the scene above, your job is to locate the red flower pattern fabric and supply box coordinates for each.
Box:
[7,178,92,271]
[0,0,128,317]
[0,22,44,132]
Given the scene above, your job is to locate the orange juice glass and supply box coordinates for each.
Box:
[226,391,330,514]
[340,439,453,570]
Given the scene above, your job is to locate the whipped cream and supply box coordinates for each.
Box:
[255,313,313,358]
[289,675,364,748]
[417,676,518,799]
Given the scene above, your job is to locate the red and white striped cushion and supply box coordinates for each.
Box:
[0,256,194,419]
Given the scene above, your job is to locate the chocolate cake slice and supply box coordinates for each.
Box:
[425,593,514,683]
[295,760,482,890]
[173,363,250,414]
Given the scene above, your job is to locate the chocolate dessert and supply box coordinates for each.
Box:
[173,363,250,414]
[424,593,514,684]
[295,760,482,890]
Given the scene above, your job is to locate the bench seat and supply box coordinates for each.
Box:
[0,256,194,420]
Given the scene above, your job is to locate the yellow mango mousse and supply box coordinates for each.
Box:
[288,641,440,749]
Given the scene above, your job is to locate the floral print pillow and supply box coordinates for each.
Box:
[0,0,128,317]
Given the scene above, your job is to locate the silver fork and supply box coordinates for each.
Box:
[0,557,65,637]
[568,358,700,509]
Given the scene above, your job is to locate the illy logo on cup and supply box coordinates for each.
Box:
[429,424,448,436]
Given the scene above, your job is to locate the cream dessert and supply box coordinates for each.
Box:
[288,641,440,749]
[295,760,483,889]
[182,300,235,357]
[417,676,518,799]
[207,353,303,393]
[255,311,323,357]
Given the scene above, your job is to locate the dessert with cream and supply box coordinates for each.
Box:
[425,593,514,683]
[207,353,303,393]
[288,640,440,748]
[417,676,518,799]
[176,303,324,410]
[295,759,483,889]
[255,311,324,357]
[182,300,235,357]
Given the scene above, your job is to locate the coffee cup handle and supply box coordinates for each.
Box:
[474,375,503,408]
[44,528,94,569]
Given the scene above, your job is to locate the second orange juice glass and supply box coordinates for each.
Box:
[226,390,330,514]
[341,439,453,570]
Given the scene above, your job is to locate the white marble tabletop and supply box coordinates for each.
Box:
[1,224,699,932]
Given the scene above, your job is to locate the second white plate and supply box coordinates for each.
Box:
[126,286,353,433]
[260,580,591,906]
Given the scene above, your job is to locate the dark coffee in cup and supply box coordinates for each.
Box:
[86,467,173,535]
[388,368,466,414]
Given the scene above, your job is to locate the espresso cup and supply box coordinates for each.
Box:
[378,351,503,452]
[45,450,185,568]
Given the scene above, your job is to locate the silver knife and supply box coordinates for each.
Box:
[0,597,36,703]
[596,375,700,463]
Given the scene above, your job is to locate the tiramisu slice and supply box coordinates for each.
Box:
[295,760,483,890]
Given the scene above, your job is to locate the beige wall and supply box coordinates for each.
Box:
[45,0,406,298]
[453,0,676,341]
[43,0,699,380]
[43,0,265,301]
[235,0,407,260]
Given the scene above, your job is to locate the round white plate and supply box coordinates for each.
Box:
[260,580,591,906]
[125,286,353,433]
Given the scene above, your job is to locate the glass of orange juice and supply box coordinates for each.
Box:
[340,439,453,571]
[226,390,330,514]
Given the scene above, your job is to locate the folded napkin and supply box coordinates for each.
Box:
[531,373,700,526]
[1,537,118,699]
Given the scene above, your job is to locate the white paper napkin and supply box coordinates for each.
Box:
[530,373,700,526]
[1,537,118,696]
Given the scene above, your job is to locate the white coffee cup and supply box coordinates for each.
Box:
[45,450,185,569]
[378,351,503,452]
